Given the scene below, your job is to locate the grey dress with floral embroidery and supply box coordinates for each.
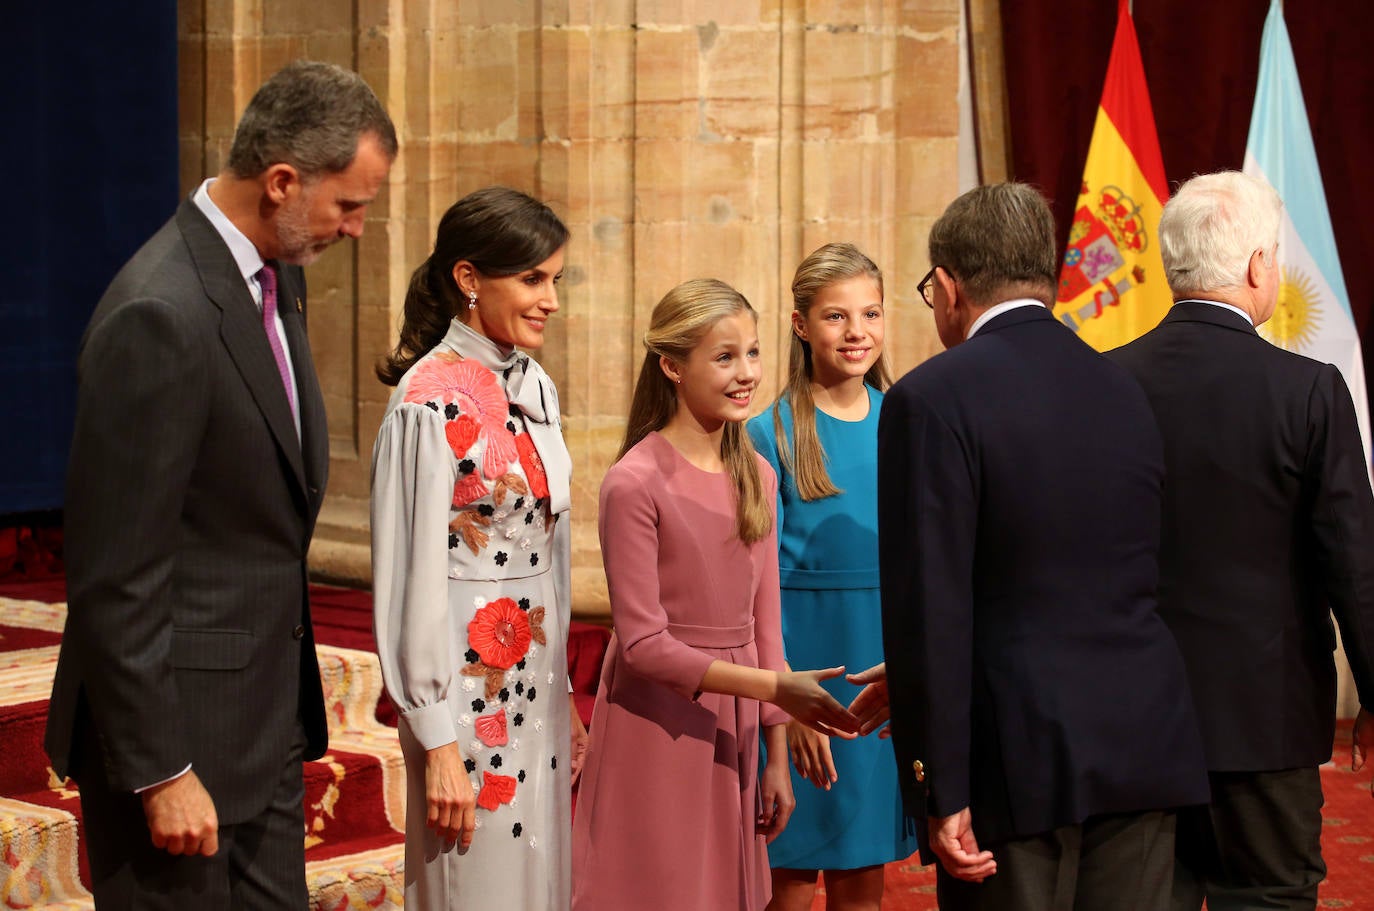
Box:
[371,318,572,911]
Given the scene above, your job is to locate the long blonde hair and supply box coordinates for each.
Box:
[773,243,892,500]
[619,279,772,544]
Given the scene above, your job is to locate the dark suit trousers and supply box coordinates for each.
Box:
[936,810,1176,911]
[1173,768,1324,911]
[75,723,309,910]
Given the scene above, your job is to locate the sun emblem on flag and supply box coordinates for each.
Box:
[1259,266,1321,352]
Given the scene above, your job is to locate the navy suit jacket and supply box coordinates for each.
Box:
[46,198,330,824]
[879,305,1209,851]
[1108,301,1374,771]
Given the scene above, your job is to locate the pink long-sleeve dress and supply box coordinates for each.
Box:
[572,432,788,911]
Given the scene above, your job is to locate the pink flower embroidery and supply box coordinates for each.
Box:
[475,709,509,747]
[404,353,518,475]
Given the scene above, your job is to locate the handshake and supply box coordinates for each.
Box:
[774,661,891,740]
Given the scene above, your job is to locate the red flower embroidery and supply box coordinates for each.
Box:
[403,353,518,475]
[476,771,517,812]
[445,413,480,458]
[475,709,508,747]
[452,474,489,510]
[468,598,532,669]
[515,433,550,500]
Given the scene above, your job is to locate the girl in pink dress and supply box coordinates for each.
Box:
[572,279,860,911]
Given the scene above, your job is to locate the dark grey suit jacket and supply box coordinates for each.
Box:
[45,198,330,824]
[880,305,1209,853]
[1108,301,1374,771]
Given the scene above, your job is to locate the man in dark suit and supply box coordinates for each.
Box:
[1107,170,1374,910]
[858,182,1209,910]
[45,60,396,908]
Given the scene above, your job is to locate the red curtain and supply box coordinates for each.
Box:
[1001,0,1374,393]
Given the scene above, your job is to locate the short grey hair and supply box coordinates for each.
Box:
[226,60,398,180]
[1159,171,1283,297]
[928,182,1058,306]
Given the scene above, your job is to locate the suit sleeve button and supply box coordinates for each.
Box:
[292,625,306,640]
[913,759,925,782]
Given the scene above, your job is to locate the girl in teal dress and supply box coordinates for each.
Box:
[748,244,917,910]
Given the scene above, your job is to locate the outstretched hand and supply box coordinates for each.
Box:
[1353,707,1374,797]
[774,666,860,738]
[845,662,891,738]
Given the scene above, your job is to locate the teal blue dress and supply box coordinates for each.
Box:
[748,386,917,871]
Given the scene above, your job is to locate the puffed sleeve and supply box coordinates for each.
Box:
[598,462,716,699]
[751,460,789,727]
[370,401,460,750]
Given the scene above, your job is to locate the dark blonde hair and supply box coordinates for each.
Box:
[772,243,891,500]
[377,187,568,385]
[619,279,772,544]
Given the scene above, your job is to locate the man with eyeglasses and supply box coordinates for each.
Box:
[850,182,1208,911]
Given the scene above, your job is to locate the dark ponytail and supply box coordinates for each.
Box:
[377,186,569,385]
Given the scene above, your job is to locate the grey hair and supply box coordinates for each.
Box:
[1159,171,1283,296]
[927,183,1058,306]
[226,60,398,180]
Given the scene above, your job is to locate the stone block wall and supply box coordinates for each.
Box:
[179,0,990,619]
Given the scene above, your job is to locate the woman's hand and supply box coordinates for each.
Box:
[758,726,796,843]
[787,719,837,789]
[425,742,477,850]
[773,666,860,738]
[568,693,589,787]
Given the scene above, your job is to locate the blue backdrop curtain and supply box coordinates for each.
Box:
[1,0,179,516]
[1000,0,1374,400]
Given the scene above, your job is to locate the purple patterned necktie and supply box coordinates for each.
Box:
[256,263,297,415]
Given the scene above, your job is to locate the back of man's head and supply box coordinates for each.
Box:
[1159,170,1283,298]
[226,60,398,181]
[928,182,1058,307]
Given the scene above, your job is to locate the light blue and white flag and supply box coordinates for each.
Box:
[1243,0,1372,473]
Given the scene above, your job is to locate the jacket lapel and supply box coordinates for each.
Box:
[175,201,309,499]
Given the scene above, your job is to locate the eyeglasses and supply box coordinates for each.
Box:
[918,267,937,308]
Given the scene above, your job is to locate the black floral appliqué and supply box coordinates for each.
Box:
[514,681,524,696]
[464,758,476,773]
[529,553,539,567]
[490,754,503,769]
[459,459,476,475]
[513,713,524,727]
[444,403,460,420]
[495,552,508,566]
[424,401,439,412]
[472,698,486,712]
[517,770,526,782]
[499,687,511,703]
[512,822,523,837]
[465,648,480,663]
[478,504,495,518]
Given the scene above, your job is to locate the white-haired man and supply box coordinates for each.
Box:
[1108,170,1374,909]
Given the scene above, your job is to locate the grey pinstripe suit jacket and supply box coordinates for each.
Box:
[45,198,330,824]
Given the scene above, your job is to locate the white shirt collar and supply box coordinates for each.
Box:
[192,178,266,288]
[966,299,1046,340]
[1175,298,1255,326]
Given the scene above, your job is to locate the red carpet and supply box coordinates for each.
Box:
[4,528,1373,909]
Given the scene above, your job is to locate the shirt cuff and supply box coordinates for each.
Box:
[134,764,192,793]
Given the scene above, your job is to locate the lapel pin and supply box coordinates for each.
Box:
[295,297,302,313]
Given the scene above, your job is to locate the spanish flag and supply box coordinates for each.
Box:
[1053,0,1171,350]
